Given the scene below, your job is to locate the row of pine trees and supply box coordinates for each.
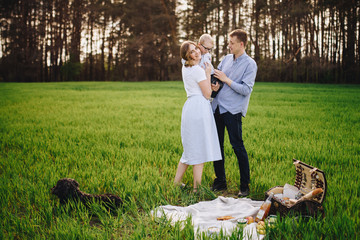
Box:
[0,0,359,83]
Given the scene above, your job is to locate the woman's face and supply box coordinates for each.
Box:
[188,44,201,62]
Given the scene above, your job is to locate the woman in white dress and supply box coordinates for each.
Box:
[174,41,222,192]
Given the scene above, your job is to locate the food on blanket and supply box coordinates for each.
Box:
[237,218,247,225]
[256,221,266,235]
[246,216,254,224]
[255,193,274,222]
[257,221,265,227]
[217,215,234,221]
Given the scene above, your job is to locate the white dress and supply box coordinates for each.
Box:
[180,65,221,165]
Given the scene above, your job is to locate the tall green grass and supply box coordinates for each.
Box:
[0,82,359,239]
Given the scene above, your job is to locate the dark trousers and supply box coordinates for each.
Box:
[213,107,250,190]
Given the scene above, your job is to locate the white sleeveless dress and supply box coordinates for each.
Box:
[180,65,221,165]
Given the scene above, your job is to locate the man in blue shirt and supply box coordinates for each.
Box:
[211,29,257,197]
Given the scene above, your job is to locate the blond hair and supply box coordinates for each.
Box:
[199,34,214,47]
[180,41,197,67]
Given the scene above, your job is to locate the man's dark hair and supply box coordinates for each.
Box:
[229,29,247,46]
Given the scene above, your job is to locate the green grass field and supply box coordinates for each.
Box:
[0,82,359,239]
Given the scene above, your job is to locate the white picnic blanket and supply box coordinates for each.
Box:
[151,196,265,240]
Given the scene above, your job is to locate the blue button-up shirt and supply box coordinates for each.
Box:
[211,52,257,117]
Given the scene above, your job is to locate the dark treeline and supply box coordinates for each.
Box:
[0,0,359,83]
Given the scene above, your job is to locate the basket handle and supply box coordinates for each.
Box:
[293,160,300,165]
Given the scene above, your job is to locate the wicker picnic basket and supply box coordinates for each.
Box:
[265,159,327,217]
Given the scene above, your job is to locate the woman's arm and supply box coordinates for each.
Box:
[198,79,211,99]
[198,62,212,99]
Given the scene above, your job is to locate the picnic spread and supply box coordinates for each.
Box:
[151,159,326,239]
[151,196,266,239]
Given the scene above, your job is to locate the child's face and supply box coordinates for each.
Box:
[199,40,213,54]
